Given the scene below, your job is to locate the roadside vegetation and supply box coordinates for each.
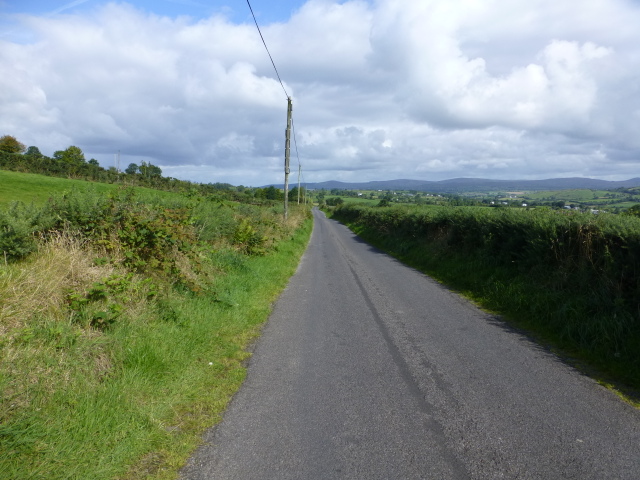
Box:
[0,171,312,479]
[329,203,640,397]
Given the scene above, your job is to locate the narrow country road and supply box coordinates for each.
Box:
[180,208,640,479]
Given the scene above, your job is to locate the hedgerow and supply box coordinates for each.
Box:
[332,203,640,387]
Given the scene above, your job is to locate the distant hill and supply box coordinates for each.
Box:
[268,177,640,193]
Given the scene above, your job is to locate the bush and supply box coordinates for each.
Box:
[0,202,55,262]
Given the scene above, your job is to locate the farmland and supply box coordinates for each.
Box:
[317,185,640,212]
[0,169,119,207]
[520,188,640,210]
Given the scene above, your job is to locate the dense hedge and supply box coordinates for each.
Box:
[332,203,640,385]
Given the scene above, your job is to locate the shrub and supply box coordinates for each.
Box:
[0,202,54,262]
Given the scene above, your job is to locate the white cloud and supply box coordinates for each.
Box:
[0,0,639,185]
[370,1,616,133]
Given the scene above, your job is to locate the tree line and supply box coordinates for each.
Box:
[0,135,307,202]
[0,135,170,188]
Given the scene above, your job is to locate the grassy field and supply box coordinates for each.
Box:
[513,188,640,210]
[0,170,117,207]
[0,176,313,479]
[0,169,179,208]
[316,185,640,211]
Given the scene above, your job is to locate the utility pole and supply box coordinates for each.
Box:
[297,164,301,204]
[283,96,292,220]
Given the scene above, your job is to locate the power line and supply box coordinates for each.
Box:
[245,1,309,207]
[292,116,301,169]
[245,0,289,98]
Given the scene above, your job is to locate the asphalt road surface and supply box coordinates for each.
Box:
[180,208,640,479]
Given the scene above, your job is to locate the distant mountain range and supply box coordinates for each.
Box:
[269,177,640,194]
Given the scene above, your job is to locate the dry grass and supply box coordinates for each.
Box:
[0,232,117,418]
[0,231,114,337]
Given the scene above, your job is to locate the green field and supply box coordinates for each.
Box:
[314,185,640,212]
[0,170,180,208]
[519,188,639,207]
[0,170,117,207]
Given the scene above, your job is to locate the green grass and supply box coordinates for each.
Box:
[0,179,313,479]
[0,219,312,480]
[0,170,116,207]
[0,170,179,209]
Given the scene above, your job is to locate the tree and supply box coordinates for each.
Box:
[264,185,283,200]
[85,158,102,180]
[24,146,43,158]
[210,182,233,190]
[53,146,85,166]
[139,161,162,179]
[0,135,26,154]
[326,197,344,206]
[288,186,305,202]
[624,204,640,217]
[53,146,86,176]
[55,145,85,164]
[125,163,139,175]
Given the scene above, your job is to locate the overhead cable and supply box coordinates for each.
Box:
[292,116,301,168]
[245,0,289,98]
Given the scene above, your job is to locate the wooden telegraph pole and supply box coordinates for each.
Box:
[283,97,292,220]
[297,164,301,204]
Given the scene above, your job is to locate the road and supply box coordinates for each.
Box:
[180,208,640,479]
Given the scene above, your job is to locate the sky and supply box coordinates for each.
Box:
[1,0,639,186]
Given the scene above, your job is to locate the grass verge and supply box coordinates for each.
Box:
[0,198,312,479]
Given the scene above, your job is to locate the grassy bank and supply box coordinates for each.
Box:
[330,203,640,396]
[1,188,312,479]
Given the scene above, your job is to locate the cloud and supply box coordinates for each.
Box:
[1,0,639,185]
[50,0,92,16]
[369,1,617,132]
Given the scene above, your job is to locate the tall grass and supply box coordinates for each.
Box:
[0,188,312,479]
[331,203,640,391]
